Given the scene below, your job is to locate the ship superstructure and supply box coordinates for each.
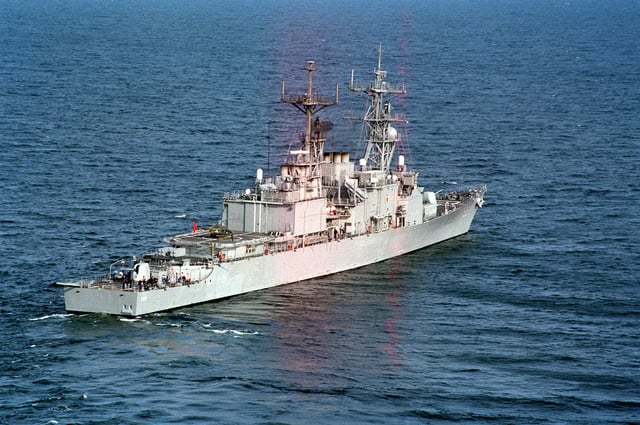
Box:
[59,48,485,316]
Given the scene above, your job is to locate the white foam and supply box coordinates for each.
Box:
[199,322,257,335]
[29,313,74,321]
[154,322,184,328]
[119,317,151,325]
[211,329,259,336]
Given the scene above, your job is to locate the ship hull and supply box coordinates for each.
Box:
[63,201,479,316]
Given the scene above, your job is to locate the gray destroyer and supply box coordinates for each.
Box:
[59,50,486,316]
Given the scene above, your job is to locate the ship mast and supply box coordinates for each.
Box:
[281,61,339,182]
[350,45,407,173]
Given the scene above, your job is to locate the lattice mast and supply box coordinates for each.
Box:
[349,46,407,173]
[281,61,339,180]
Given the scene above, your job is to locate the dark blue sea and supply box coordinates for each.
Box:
[1,0,639,423]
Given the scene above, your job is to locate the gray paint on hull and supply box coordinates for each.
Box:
[64,202,478,315]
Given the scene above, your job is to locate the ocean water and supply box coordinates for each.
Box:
[1,0,639,423]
